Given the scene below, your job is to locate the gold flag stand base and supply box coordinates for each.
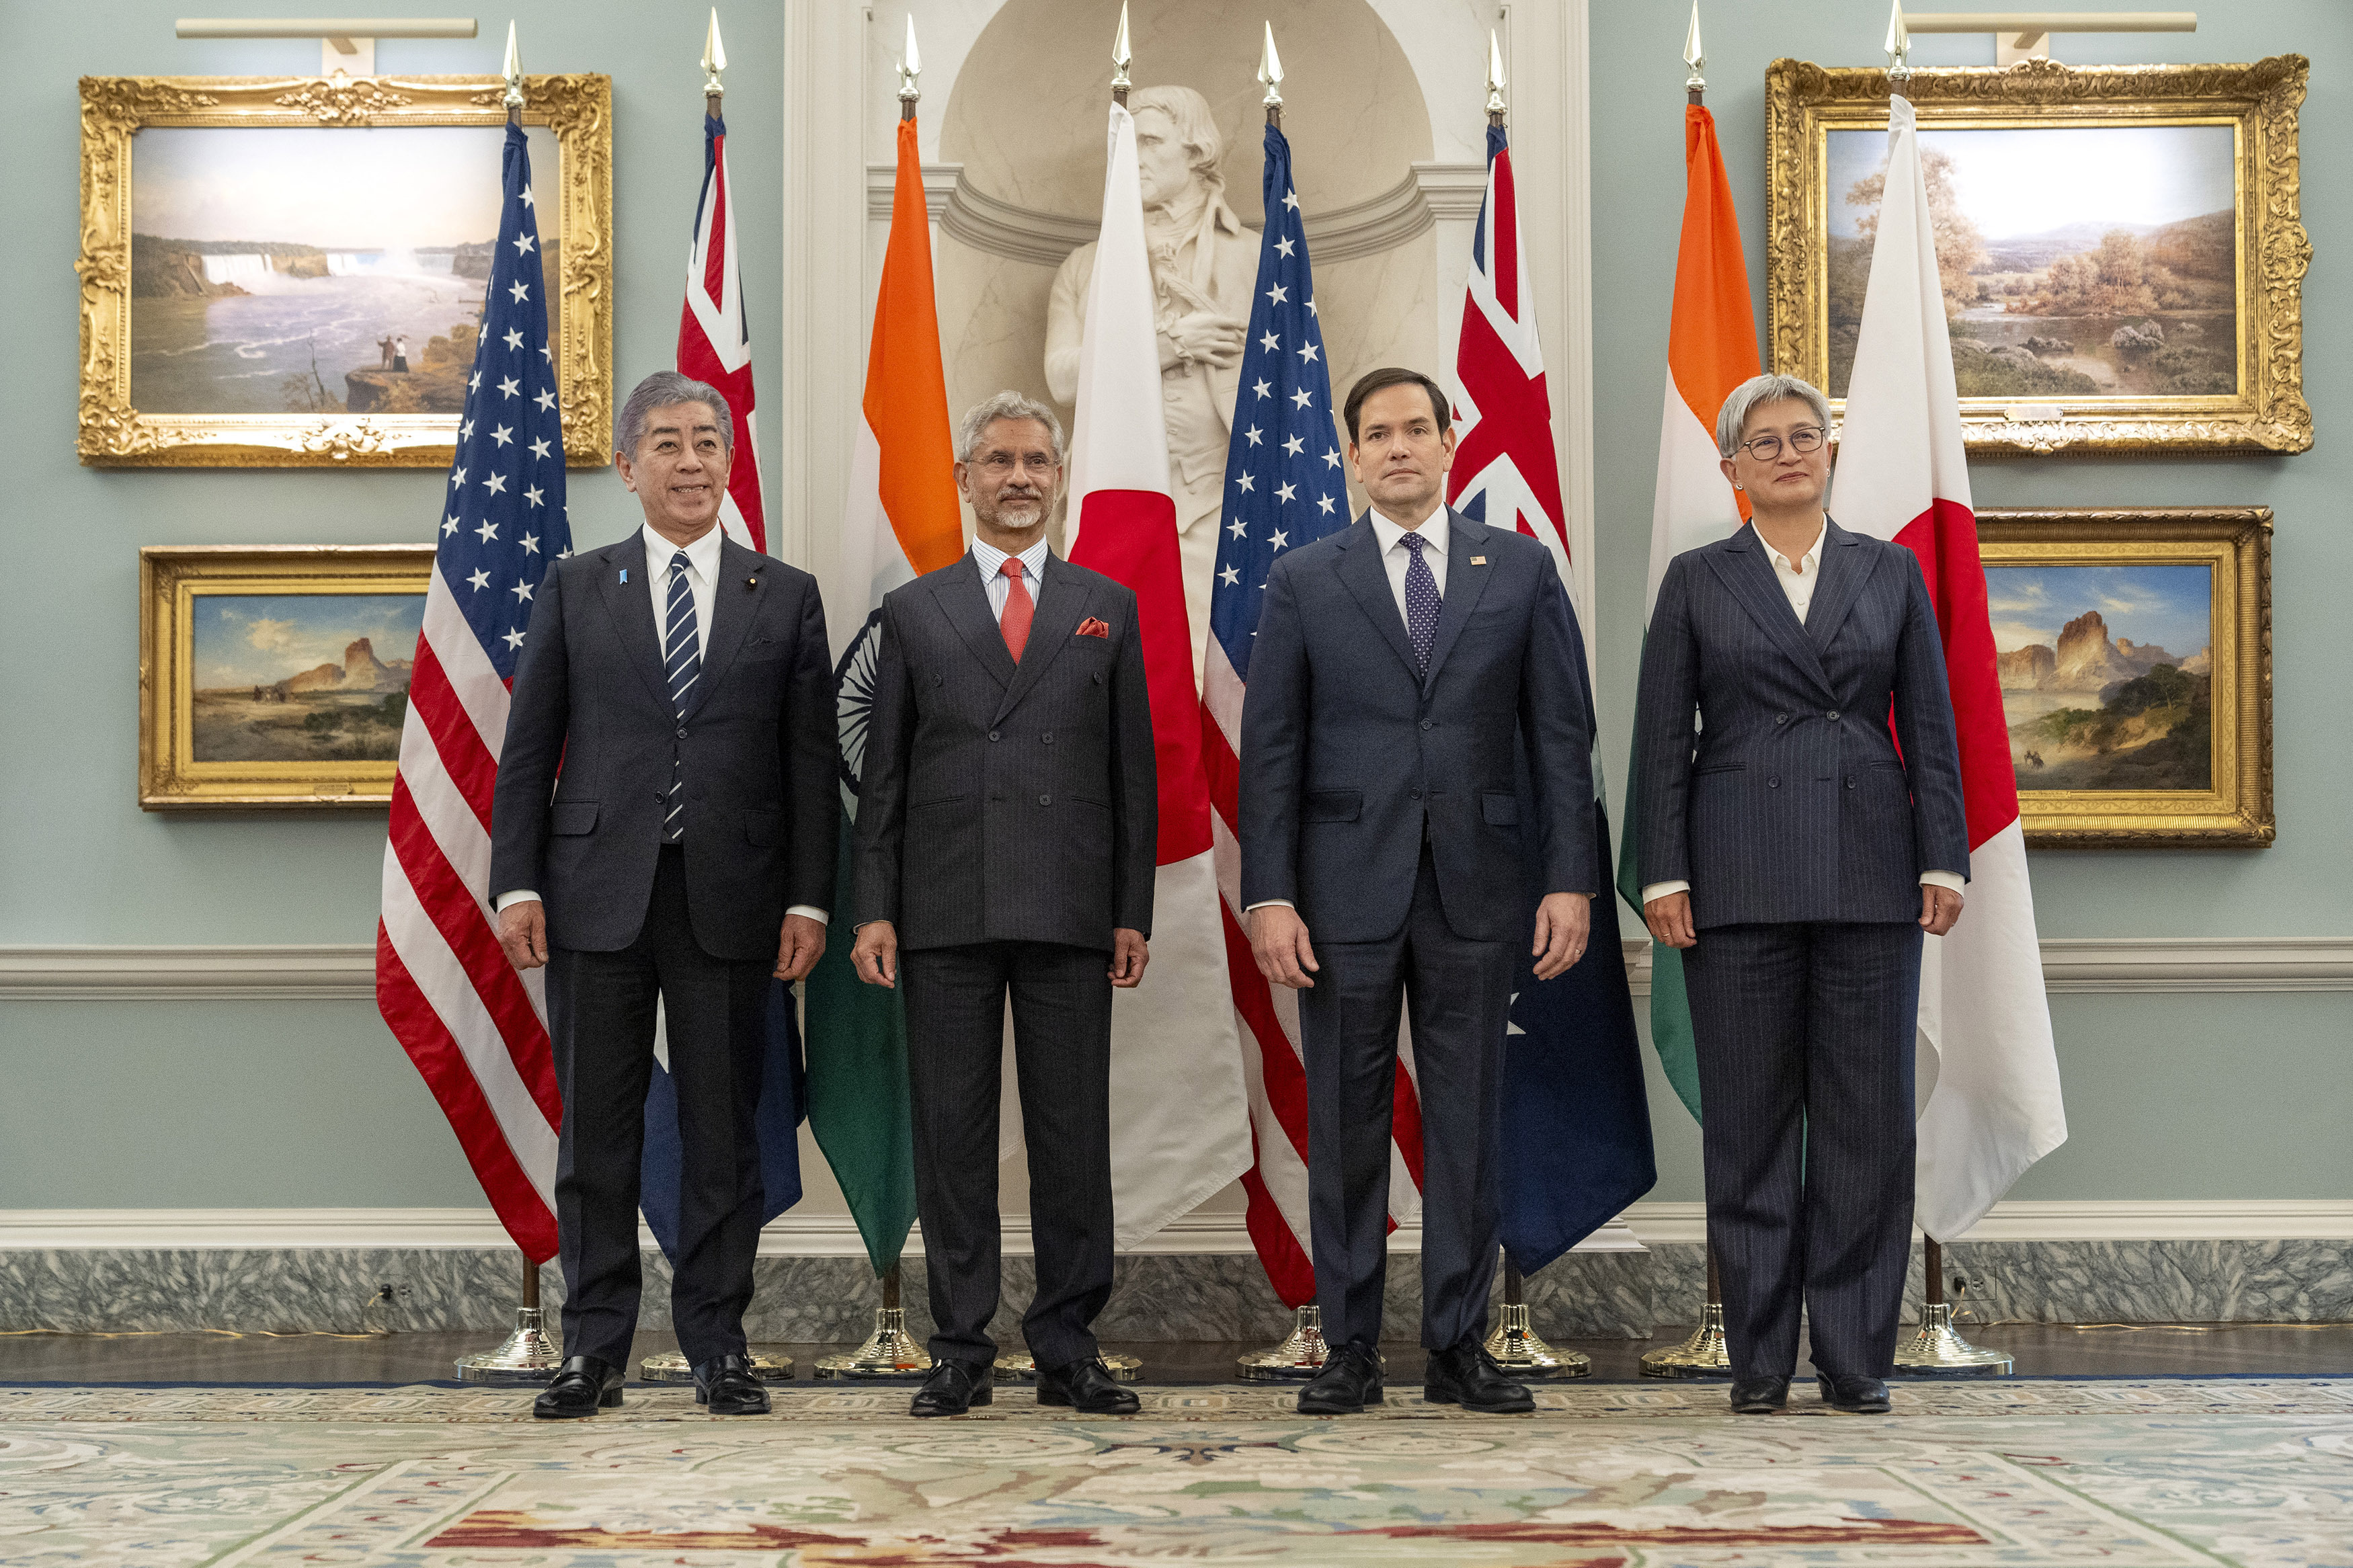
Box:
[638,1349,794,1384]
[1485,1257,1588,1379]
[454,1253,562,1384]
[993,1352,1142,1383]
[1640,1244,1734,1378]
[1890,1242,2011,1377]
[813,1266,933,1382]
[1235,1305,1329,1382]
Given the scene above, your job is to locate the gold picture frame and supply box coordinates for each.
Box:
[79,73,612,468]
[140,544,436,809]
[1765,56,2309,456]
[1979,509,2271,848]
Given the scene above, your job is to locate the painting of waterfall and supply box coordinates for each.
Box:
[128,125,560,416]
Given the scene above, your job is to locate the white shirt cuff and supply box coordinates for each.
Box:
[493,889,541,914]
[1243,900,1295,913]
[1919,870,1966,894]
[787,906,830,925]
[1639,881,1689,905]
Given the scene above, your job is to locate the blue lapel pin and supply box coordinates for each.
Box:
[619,567,629,584]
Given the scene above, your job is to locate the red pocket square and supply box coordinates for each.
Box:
[1077,617,1112,639]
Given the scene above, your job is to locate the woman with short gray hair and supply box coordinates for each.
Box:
[1630,370,1971,1419]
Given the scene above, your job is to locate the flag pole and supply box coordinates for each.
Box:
[813,1260,934,1380]
[1460,26,1587,1383]
[1893,1236,2013,1374]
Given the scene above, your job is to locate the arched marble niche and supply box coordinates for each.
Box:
[932,0,1445,538]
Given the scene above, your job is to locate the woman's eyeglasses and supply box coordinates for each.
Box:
[1736,427,1827,461]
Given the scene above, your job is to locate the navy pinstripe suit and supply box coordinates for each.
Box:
[1633,518,1968,1378]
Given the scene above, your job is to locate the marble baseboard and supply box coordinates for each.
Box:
[3,1240,2344,1339]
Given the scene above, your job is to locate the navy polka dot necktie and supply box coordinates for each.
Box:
[1400,530,1441,671]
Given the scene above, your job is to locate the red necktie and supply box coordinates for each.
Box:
[999,556,1033,663]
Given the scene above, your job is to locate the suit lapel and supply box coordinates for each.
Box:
[929,552,1019,692]
[1800,517,1877,655]
[685,539,764,717]
[1417,509,1494,690]
[591,532,669,709]
[1334,518,1420,680]
[994,553,1090,723]
[1704,528,1839,702]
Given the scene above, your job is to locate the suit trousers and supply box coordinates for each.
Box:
[546,844,769,1370]
[1681,920,1923,1380]
[1300,844,1515,1352]
[901,941,1115,1368]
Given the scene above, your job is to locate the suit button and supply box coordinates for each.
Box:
[1767,775,1781,788]
[1826,710,1841,722]
[1776,713,1789,725]
[1410,788,1423,799]
[1041,731,1053,744]
[1420,720,1434,731]
[1846,778,1856,789]
[676,725,687,739]
[1038,793,1051,806]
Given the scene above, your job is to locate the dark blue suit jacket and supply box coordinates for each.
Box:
[1239,509,1596,945]
[1632,519,1969,929]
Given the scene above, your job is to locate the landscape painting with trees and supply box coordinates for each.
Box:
[1824,124,2237,403]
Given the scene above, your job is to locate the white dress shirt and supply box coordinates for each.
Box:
[495,522,828,924]
[970,535,1053,618]
[1246,504,1449,917]
[1641,521,1964,907]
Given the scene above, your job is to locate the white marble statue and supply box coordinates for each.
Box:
[1045,85,1257,691]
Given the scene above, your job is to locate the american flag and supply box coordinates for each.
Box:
[376,123,570,1263]
[1201,122,1424,1310]
[677,108,764,551]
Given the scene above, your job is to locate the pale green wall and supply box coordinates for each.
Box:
[1,1,2344,1211]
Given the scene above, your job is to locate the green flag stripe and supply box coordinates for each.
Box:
[1617,631,1702,1124]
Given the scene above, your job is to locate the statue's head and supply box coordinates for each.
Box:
[1128,85,1223,210]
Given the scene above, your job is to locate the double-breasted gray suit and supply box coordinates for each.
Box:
[852,550,1157,1368]
[1240,509,1595,1352]
[1633,518,1968,1380]
[491,528,834,1371]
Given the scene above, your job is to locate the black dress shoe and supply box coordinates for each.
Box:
[532,1355,624,1419]
[1423,1337,1536,1414]
[1297,1341,1384,1415]
[1036,1357,1141,1415]
[694,1354,771,1415]
[909,1358,994,1417]
[1728,1376,1791,1414]
[1818,1373,1892,1413]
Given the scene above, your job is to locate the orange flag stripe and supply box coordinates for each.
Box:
[1666,106,1761,446]
[864,117,963,577]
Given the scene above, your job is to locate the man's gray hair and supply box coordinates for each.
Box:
[1129,84,1225,190]
[1714,373,1833,457]
[614,370,734,458]
[956,390,1065,465]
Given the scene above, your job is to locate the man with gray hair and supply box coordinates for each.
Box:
[491,370,836,1419]
[850,390,1158,1418]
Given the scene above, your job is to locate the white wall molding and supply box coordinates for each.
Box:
[5,1200,2344,1255]
[8,938,2347,1001]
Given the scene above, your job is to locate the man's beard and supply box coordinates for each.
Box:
[986,495,1047,529]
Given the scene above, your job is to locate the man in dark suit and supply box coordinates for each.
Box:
[1633,372,1969,1417]
[1239,367,1598,1416]
[850,391,1158,1419]
[491,371,835,1419]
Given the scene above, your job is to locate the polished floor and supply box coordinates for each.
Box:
[3,1323,2347,1385]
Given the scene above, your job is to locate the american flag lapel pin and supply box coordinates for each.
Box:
[1470,555,1487,565]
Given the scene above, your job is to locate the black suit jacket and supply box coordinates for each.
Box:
[850,550,1158,952]
[489,530,836,960]
[1238,509,1597,945]
[1632,518,1970,929]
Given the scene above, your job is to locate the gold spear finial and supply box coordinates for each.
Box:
[897,13,921,117]
[1885,0,1912,84]
[1684,1,1706,98]
[501,19,523,118]
[1258,21,1283,120]
[701,8,726,98]
[1111,1,1132,105]
[1485,28,1506,122]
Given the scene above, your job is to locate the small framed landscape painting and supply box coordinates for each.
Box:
[79,73,611,468]
[1977,509,2272,848]
[1765,56,2309,455]
[141,545,434,808]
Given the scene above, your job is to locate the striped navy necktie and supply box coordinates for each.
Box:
[662,549,700,843]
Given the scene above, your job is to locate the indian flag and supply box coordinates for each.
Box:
[1618,101,1759,1122]
[801,112,965,1280]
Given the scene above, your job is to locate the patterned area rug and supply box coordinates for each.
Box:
[2,1380,2348,1564]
